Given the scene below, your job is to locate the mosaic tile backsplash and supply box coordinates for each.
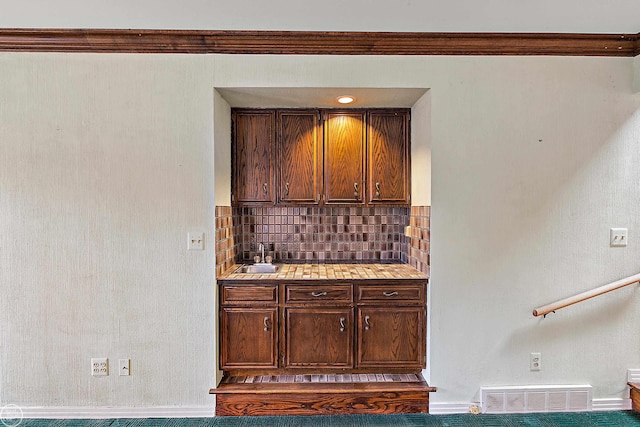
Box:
[215,205,430,273]
[214,206,240,277]
[235,206,409,262]
[407,206,430,275]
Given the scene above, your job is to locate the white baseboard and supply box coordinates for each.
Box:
[13,399,633,419]
[428,402,472,414]
[20,407,214,419]
[591,398,632,411]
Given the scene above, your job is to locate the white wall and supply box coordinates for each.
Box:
[411,90,431,206]
[0,53,218,408]
[1,52,639,411]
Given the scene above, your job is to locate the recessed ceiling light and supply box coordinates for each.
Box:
[336,95,355,104]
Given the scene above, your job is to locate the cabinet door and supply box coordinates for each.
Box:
[367,109,410,204]
[357,306,424,368]
[285,307,353,368]
[323,111,366,204]
[232,110,275,204]
[277,110,322,204]
[220,307,278,369]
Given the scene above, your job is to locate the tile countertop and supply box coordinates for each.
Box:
[218,263,428,281]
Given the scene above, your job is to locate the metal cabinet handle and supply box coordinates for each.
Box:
[375,182,381,197]
[354,182,359,198]
[339,317,346,332]
[263,183,268,193]
[383,291,399,297]
[311,291,327,297]
[263,316,270,332]
[364,315,370,331]
[284,182,289,196]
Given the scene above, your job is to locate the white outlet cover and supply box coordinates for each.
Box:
[610,228,628,247]
[91,358,108,376]
[119,358,130,376]
[530,352,541,371]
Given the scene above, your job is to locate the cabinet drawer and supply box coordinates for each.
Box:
[285,284,352,303]
[357,284,424,303]
[222,285,278,305]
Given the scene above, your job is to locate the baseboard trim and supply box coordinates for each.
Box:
[591,398,632,411]
[428,402,472,414]
[14,399,633,418]
[20,407,215,419]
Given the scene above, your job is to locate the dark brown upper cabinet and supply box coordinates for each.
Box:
[277,110,322,205]
[323,110,366,205]
[367,109,410,204]
[232,110,275,205]
[231,108,410,207]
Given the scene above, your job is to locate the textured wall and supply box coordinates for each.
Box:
[0,54,218,407]
[1,52,639,411]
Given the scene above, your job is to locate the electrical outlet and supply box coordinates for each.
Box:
[187,231,205,251]
[530,352,541,371]
[610,228,628,247]
[119,358,130,376]
[91,358,108,376]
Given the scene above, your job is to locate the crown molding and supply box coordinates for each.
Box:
[0,28,638,56]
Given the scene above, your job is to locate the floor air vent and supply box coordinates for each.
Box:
[480,385,592,414]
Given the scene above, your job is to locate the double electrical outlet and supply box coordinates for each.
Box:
[91,358,130,376]
[530,352,541,371]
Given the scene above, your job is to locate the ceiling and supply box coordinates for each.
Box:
[1,0,639,34]
[216,88,429,109]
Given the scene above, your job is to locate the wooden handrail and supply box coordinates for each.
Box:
[533,272,640,317]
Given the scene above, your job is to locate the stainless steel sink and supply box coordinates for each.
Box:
[235,263,281,274]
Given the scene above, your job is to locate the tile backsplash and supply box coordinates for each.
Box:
[214,206,240,277]
[215,205,430,273]
[407,206,430,275]
[236,206,408,262]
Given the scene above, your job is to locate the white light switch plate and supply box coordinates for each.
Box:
[187,231,205,251]
[610,228,628,247]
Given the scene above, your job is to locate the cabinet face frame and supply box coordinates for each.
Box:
[231,109,276,205]
[323,110,367,205]
[276,109,323,205]
[366,109,411,204]
[219,279,427,374]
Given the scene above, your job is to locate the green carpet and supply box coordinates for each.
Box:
[12,411,640,426]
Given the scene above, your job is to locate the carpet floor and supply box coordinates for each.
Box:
[11,411,640,427]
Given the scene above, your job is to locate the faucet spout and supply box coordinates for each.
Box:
[258,242,265,263]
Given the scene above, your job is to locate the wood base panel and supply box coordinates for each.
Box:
[212,374,434,416]
[630,383,640,413]
[215,391,429,416]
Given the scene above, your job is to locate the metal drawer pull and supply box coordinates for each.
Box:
[263,316,270,332]
[364,315,370,331]
[263,183,268,193]
[383,291,399,297]
[339,317,346,332]
[311,291,327,297]
[375,182,381,197]
[284,182,289,195]
[354,182,358,197]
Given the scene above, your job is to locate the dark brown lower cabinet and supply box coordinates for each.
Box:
[219,280,426,373]
[356,306,425,368]
[220,307,278,370]
[285,307,353,368]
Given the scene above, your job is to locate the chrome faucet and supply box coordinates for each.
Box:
[258,242,265,263]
